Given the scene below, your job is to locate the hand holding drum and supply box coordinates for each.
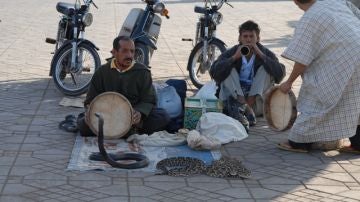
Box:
[132,110,142,125]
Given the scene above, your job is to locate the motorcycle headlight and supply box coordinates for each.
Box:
[82,13,93,27]
[212,12,223,25]
[154,2,165,13]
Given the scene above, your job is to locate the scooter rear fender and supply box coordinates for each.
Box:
[133,35,157,50]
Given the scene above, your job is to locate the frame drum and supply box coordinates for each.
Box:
[86,92,133,139]
[263,86,297,131]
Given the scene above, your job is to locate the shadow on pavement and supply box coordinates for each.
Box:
[223,118,360,198]
[262,34,292,49]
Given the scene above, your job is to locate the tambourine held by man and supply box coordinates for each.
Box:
[86,92,133,139]
[263,86,297,131]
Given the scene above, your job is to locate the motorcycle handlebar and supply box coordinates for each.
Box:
[83,0,98,9]
[204,0,232,10]
[91,1,98,9]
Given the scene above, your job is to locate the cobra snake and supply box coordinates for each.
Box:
[156,156,251,179]
[94,113,149,169]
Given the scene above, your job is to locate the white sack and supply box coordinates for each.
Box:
[196,112,248,144]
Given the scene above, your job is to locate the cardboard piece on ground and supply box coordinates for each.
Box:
[59,97,84,108]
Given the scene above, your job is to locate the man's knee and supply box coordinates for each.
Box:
[153,108,171,126]
[140,108,170,134]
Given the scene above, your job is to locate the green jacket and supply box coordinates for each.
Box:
[84,61,156,117]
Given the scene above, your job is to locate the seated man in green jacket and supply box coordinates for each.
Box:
[78,36,170,136]
[210,20,285,127]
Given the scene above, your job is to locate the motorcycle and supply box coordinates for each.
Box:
[183,0,232,89]
[119,0,169,66]
[46,0,101,96]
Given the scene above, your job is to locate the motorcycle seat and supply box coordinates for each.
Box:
[56,2,75,16]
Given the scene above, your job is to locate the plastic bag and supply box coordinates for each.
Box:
[154,84,182,118]
[187,130,221,150]
[194,81,217,99]
[196,112,248,144]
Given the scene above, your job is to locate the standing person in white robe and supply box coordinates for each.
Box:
[278,0,360,153]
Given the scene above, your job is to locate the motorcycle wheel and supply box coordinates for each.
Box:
[52,43,100,96]
[134,43,150,66]
[188,40,226,89]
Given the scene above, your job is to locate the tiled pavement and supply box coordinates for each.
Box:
[0,0,360,201]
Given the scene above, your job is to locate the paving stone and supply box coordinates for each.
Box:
[0,144,21,151]
[144,181,185,191]
[248,188,283,199]
[128,180,144,186]
[321,173,357,183]
[2,184,38,195]
[0,166,11,176]
[349,173,360,182]
[144,175,186,182]
[217,196,234,201]
[305,185,350,194]
[160,192,177,198]
[215,188,252,199]
[0,196,36,202]
[231,199,255,202]
[184,198,205,202]
[160,199,184,202]
[342,164,360,173]
[281,194,301,200]
[338,190,360,200]
[304,177,345,186]
[23,172,67,180]
[342,198,360,202]
[262,184,306,193]
[186,176,228,183]
[43,200,61,202]
[129,185,162,197]
[69,172,112,181]
[129,197,157,202]
[189,182,231,192]
[274,197,293,202]
[259,176,302,185]
[127,172,153,178]
[0,156,15,166]
[10,167,42,176]
[171,195,189,200]
[69,180,112,189]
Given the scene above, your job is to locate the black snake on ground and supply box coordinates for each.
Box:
[94,113,149,169]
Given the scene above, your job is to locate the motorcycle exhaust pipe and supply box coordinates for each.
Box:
[240,45,250,56]
[45,38,56,44]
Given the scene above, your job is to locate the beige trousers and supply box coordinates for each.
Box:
[219,66,273,116]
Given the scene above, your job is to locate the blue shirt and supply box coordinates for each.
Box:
[239,54,255,86]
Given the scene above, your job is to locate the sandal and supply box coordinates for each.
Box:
[338,146,360,154]
[59,115,78,133]
[65,114,77,122]
[277,142,309,153]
